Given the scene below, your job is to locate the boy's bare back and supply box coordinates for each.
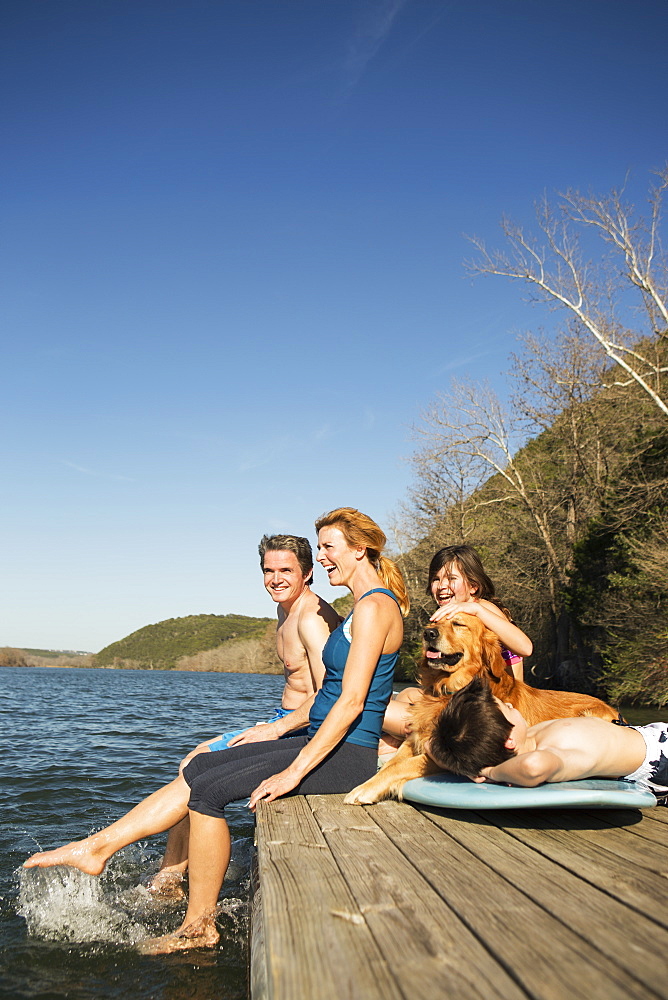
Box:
[528,716,647,783]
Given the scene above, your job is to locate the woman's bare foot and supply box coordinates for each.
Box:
[23,838,107,875]
[138,914,219,954]
[145,870,187,901]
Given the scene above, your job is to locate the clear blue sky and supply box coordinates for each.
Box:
[2,0,667,651]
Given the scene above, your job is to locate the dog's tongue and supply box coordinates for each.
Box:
[425,650,442,659]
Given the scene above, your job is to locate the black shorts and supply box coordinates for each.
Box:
[183,736,377,819]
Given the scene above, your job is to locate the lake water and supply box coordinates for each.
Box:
[1,666,661,1000]
[1,665,285,1000]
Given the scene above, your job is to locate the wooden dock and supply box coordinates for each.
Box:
[250,794,668,1000]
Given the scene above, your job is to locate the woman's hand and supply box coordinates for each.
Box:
[248,768,301,811]
[430,601,479,623]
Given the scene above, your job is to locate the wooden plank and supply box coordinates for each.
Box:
[254,796,404,1000]
[419,805,668,997]
[588,808,668,847]
[478,809,668,928]
[639,805,668,826]
[366,801,657,1000]
[509,807,668,873]
[253,796,668,1000]
[250,854,268,1000]
[308,794,527,1000]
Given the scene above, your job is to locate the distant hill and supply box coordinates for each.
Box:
[332,594,353,616]
[94,613,275,670]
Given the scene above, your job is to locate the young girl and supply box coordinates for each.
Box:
[379,544,532,756]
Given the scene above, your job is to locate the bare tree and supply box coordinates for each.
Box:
[468,167,668,418]
[0,647,28,667]
[176,636,282,674]
[410,372,577,682]
[407,351,662,684]
[416,378,568,591]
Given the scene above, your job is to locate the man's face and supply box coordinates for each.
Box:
[262,549,310,605]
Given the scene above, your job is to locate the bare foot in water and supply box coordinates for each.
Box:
[145,871,187,901]
[138,915,219,954]
[23,838,107,875]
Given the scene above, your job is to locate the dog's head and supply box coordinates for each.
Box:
[420,613,505,696]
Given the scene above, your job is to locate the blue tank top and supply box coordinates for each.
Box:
[307,588,401,749]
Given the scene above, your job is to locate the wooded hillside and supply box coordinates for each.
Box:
[395,169,668,706]
[94,613,277,671]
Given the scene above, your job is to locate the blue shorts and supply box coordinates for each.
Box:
[206,706,308,752]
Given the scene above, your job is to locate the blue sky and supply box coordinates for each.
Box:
[2,0,667,651]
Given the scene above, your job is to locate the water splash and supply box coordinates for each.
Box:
[16,847,179,947]
[16,845,250,949]
[217,889,249,941]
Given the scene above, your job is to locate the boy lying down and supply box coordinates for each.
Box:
[427,676,668,802]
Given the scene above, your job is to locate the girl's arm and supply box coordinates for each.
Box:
[249,594,399,808]
[431,599,533,658]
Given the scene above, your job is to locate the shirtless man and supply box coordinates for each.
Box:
[151,533,340,893]
[426,675,668,800]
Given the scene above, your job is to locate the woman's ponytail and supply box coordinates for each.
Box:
[377,554,410,616]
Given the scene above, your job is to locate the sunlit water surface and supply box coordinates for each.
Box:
[1,666,285,1000]
[1,667,661,1000]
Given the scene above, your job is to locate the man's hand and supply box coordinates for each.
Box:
[226,723,281,747]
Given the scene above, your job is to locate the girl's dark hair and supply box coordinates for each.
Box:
[426,544,510,618]
[429,676,516,779]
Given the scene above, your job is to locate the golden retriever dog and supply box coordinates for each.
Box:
[345,612,619,804]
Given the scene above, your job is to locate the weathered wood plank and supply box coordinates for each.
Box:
[308,794,527,1000]
[252,795,668,1000]
[366,801,657,1000]
[249,855,267,1000]
[419,805,668,997]
[590,808,668,847]
[254,796,404,1000]
[511,807,668,873]
[480,809,668,928]
[639,805,668,826]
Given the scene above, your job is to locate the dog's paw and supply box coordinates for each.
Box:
[344,783,381,805]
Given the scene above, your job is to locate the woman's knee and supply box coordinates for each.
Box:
[179,742,212,774]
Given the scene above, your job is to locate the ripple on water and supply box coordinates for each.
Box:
[2,667,283,999]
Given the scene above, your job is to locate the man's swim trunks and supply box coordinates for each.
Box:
[622,722,668,798]
[207,706,306,751]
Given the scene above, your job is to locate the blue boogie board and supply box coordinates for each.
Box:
[401,773,657,810]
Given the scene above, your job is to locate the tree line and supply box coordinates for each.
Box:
[394,167,668,707]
